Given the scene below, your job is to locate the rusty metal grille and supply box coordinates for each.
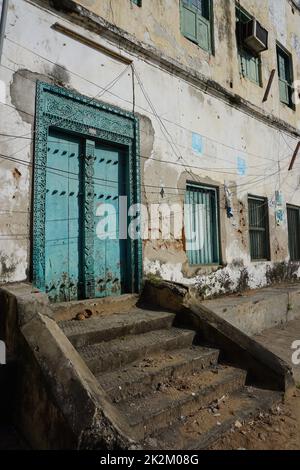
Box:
[248,196,270,261]
[185,184,220,266]
[287,205,300,261]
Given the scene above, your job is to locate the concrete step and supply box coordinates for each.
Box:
[59,309,175,349]
[51,293,140,322]
[144,388,282,450]
[79,328,195,375]
[98,346,220,403]
[117,365,247,440]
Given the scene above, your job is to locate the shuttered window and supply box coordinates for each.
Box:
[236,5,261,85]
[180,0,212,52]
[239,48,261,84]
[277,44,294,108]
[184,184,220,265]
[248,196,270,261]
[287,205,300,261]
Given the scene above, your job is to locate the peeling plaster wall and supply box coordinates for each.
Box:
[0,0,300,295]
[73,0,300,130]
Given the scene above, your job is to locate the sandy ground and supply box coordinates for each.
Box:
[210,388,300,450]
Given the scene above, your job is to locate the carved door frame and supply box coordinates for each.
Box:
[33,81,142,298]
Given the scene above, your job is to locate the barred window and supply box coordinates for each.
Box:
[287,205,300,261]
[248,196,270,261]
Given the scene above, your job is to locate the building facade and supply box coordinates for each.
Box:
[0,0,300,301]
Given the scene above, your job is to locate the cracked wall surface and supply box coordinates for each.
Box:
[0,0,300,295]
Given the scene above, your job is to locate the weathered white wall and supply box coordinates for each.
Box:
[74,0,300,130]
[0,0,300,297]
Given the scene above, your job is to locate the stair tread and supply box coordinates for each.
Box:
[117,365,246,427]
[59,309,175,337]
[144,387,282,450]
[79,328,195,363]
[98,346,219,395]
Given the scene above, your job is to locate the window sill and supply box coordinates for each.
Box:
[183,35,212,55]
[188,263,222,268]
[240,73,261,87]
[251,259,270,263]
[280,100,296,112]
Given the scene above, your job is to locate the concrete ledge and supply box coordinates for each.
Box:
[0,283,139,449]
[200,285,300,336]
[141,280,189,314]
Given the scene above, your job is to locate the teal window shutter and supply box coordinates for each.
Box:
[239,48,260,85]
[276,44,293,108]
[279,79,290,105]
[248,56,260,83]
[131,0,142,6]
[236,5,261,85]
[197,15,211,52]
[181,2,198,43]
[180,1,212,52]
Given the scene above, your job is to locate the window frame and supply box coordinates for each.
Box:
[184,182,221,266]
[235,4,262,86]
[248,195,270,261]
[287,204,300,261]
[180,0,214,54]
[276,42,294,110]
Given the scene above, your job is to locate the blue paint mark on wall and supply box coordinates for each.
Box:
[192,133,203,155]
[276,209,285,226]
[237,156,247,176]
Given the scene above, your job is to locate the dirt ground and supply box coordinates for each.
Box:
[210,388,300,450]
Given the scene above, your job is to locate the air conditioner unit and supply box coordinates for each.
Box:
[241,19,268,54]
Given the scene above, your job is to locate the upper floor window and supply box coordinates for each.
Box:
[236,5,261,85]
[277,44,294,109]
[180,0,213,53]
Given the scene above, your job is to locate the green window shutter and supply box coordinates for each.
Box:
[239,49,260,84]
[279,78,290,105]
[248,56,259,83]
[277,45,293,107]
[181,2,198,43]
[197,15,211,52]
[278,53,286,80]
[180,1,212,51]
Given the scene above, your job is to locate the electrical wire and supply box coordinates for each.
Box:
[2,36,299,163]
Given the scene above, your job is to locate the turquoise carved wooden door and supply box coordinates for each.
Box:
[45,131,128,301]
[93,143,127,298]
[45,131,81,302]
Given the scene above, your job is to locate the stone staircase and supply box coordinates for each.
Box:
[59,306,282,450]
